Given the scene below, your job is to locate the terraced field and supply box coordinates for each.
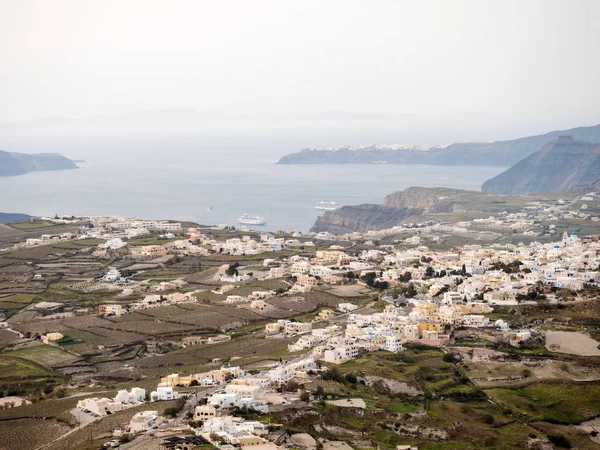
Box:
[0,354,64,395]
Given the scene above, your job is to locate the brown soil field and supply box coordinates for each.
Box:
[0,396,80,421]
[0,329,19,346]
[546,330,600,356]
[0,417,71,450]
[134,335,293,377]
[326,284,375,297]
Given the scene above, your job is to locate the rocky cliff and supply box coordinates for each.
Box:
[278,124,600,166]
[0,151,77,176]
[481,136,600,194]
[311,203,423,235]
[311,187,527,233]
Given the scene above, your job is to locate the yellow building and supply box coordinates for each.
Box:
[418,321,444,334]
[316,309,335,321]
[160,373,193,387]
[314,250,344,265]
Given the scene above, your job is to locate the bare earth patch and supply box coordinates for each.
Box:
[576,418,600,445]
[326,398,366,408]
[365,375,422,396]
[0,396,30,407]
[546,331,600,356]
[291,433,317,449]
[322,441,355,450]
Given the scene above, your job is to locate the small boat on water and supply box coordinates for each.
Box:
[315,201,340,211]
[238,213,266,225]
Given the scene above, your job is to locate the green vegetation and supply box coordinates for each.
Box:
[4,343,75,367]
[0,294,36,316]
[547,434,572,448]
[0,356,64,396]
[485,382,600,424]
[8,220,59,231]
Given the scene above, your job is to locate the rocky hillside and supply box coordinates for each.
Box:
[481,136,600,194]
[278,124,600,166]
[311,187,527,233]
[0,150,77,176]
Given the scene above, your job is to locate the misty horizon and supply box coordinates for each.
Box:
[2,0,599,144]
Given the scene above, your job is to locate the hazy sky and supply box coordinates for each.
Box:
[1,0,599,137]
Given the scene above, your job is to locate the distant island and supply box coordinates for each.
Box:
[0,212,32,223]
[277,124,600,166]
[0,150,77,176]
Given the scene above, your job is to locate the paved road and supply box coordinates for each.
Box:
[119,435,150,449]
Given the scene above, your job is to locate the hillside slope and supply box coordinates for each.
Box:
[278,124,600,166]
[481,136,600,194]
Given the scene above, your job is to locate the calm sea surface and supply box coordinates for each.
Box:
[0,153,506,232]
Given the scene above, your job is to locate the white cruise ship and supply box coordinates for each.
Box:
[238,214,266,225]
[315,201,340,211]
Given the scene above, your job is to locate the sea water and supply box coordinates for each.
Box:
[0,135,507,232]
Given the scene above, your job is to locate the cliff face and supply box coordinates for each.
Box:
[481,136,600,194]
[0,151,77,176]
[278,124,600,166]
[382,187,467,212]
[311,204,422,234]
[311,187,527,233]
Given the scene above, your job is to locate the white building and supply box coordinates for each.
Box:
[338,303,359,313]
[103,269,122,283]
[77,397,123,416]
[115,387,146,404]
[151,383,180,401]
[99,238,127,250]
[322,345,359,364]
[462,315,490,328]
[383,335,403,353]
[265,365,293,383]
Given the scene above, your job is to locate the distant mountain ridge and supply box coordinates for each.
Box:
[481,136,600,194]
[0,150,77,176]
[278,124,600,166]
[0,212,32,223]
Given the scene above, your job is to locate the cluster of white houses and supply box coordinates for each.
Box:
[197,409,277,450]
[259,291,535,365]
[76,387,147,416]
[275,232,600,301]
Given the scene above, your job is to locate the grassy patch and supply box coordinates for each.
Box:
[485,382,600,424]
[0,293,36,314]
[4,343,76,367]
[389,401,419,413]
[0,355,64,395]
[7,220,59,231]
